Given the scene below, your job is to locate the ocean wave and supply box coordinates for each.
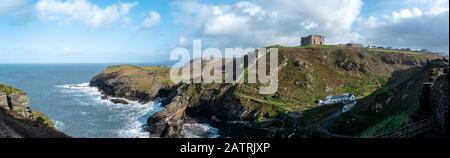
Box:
[55,83,102,97]
[55,82,163,138]
[181,123,220,138]
[53,120,65,130]
[116,101,163,138]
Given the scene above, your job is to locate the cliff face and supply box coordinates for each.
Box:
[0,91,32,119]
[418,60,449,136]
[0,84,67,138]
[89,65,174,103]
[333,59,448,137]
[90,47,442,138]
[147,83,282,138]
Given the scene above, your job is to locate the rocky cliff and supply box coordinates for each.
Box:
[418,60,449,136]
[0,84,67,138]
[332,59,448,137]
[89,65,174,103]
[90,47,442,138]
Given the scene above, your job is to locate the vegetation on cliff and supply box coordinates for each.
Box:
[91,46,442,138]
[0,84,22,95]
[232,47,439,119]
[90,65,174,102]
[0,84,67,138]
[332,59,448,137]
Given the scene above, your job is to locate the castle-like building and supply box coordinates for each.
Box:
[301,35,324,46]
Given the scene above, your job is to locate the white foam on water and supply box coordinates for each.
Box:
[181,123,220,138]
[55,83,164,138]
[115,100,163,138]
[53,120,65,130]
[55,83,102,97]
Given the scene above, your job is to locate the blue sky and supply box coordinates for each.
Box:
[0,0,448,63]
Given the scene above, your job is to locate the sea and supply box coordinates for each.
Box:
[0,64,219,138]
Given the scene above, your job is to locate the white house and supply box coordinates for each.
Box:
[318,93,356,106]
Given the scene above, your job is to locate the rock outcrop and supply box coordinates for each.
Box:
[147,83,302,138]
[418,59,449,136]
[333,59,448,137]
[0,85,32,119]
[0,84,68,138]
[89,65,174,103]
[147,83,261,138]
[110,98,129,105]
[91,47,443,138]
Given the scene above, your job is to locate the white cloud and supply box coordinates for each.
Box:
[204,13,249,36]
[0,0,27,14]
[362,5,449,53]
[140,11,161,30]
[35,0,138,28]
[172,0,447,53]
[391,8,423,20]
[172,0,363,48]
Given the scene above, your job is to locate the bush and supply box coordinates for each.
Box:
[32,110,55,127]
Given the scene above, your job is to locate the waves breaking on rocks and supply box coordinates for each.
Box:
[181,123,220,138]
[54,83,219,138]
[55,83,163,138]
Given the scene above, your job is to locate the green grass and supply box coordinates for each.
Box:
[31,110,55,127]
[376,76,387,86]
[339,76,380,97]
[332,64,428,136]
[236,93,290,110]
[358,109,413,137]
[264,95,298,109]
[0,84,22,95]
[101,65,174,92]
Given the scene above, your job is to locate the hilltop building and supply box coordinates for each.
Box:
[301,35,324,46]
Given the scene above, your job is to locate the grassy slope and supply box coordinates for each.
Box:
[233,47,439,120]
[0,108,66,138]
[0,83,22,95]
[332,65,434,136]
[0,84,55,127]
[101,65,174,93]
[0,84,62,137]
[100,47,440,128]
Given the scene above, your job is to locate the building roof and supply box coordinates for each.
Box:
[302,34,324,38]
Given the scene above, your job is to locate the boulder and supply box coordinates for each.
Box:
[109,98,129,105]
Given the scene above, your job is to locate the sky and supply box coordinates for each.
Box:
[0,0,448,63]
